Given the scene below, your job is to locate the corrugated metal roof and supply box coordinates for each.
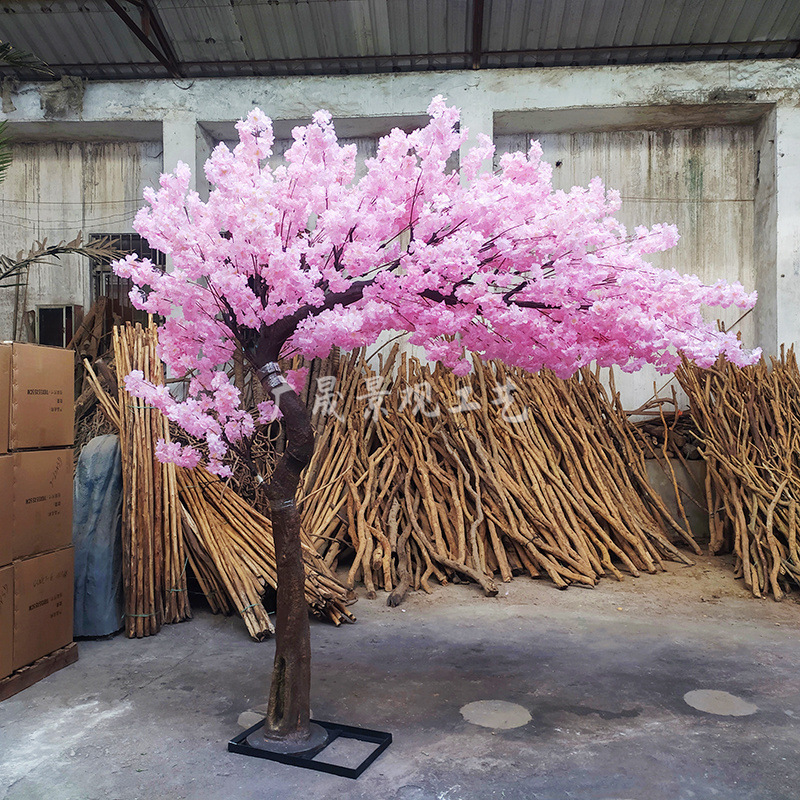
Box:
[156,1,249,63]
[0,1,157,77]
[482,0,800,67]
[228,0,471,68]
[0,0,797,80]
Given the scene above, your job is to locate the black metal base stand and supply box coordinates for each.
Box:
[228,718,392,779]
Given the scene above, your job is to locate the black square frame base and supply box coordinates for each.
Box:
[228,718,392,779]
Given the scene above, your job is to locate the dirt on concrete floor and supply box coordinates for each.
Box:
[408,549,800,624]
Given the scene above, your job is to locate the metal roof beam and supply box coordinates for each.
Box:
[492,40,796,59]
[103,0,184,78]
[43,39,800,81]
[137,0,182,75]
[160,39,800,67]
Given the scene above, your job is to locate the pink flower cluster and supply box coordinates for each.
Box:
[115,97,759,471]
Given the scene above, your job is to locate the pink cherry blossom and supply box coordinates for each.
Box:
[115,96,760,470]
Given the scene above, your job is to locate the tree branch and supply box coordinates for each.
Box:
[233,271,591,368]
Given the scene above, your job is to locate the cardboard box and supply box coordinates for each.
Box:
[13,547,74,671]
[8,343,74,451]
[0,345,10,454]
[11,448,73,560]
[0,455,11,567]
[0,564,11,680]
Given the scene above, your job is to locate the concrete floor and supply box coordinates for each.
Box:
[2,555,800,800]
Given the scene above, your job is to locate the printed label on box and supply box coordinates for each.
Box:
[13,548,73,671]
[10,343,74,450]
[12,449,73,560]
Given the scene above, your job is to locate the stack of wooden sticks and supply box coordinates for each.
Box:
[85,321,353,640]
[677,348,800,600]
[85,321,191,637]
[296,346,698,606]
[86,324,800,619]
[177,465,354,639]
[86,326,712,636]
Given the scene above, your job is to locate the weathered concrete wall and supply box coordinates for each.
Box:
[754,109,778,356]
[496,124,757,410]
[495,126,755,334]
[771,105,800,354]
[5,60,797,125]
[645,458,710,543]
[0,140,162,340]
[3,60,799,405]
[216,135,380,180]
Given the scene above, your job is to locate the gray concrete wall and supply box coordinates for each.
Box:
[645,458,710,543]
[495,124,757,409]
[496,126,755,316]
[0,139,162,340]
[2,61,799,405]
[754,108,778,357]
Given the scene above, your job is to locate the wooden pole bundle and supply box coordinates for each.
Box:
[87,327,702,623]
[84,323,355,640]
[176,466,355,640]
[298,347,698,605]
[110,321,191,637]
[677,348,800,600]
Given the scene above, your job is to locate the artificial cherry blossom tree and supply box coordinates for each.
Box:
[115,97,759,750]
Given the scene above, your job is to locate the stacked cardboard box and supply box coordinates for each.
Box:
[0,343,75,686]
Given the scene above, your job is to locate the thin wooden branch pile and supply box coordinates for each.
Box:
[85,328,700,620]
[299,348,698,605]
[177,467,354,640]
[620,392,707,543]
[677,349,800,600]
[68,296,111,363]
[629,391,704,462]
[71,297,117,420]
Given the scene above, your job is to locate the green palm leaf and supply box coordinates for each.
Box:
[0,41,54,76]
[0,234,123,288]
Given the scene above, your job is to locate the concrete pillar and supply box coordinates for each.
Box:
[160,112,197,358]
[162,111,198,192]
[195,125,216,202]
[773,103,800,353]
[754,102,800,356]
[457,94,494,178]
[754,107,777,355]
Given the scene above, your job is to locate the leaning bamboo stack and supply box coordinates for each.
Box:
[83,325,185,636]
[111,320,190,637]
[87,332,701,617]
[84,326,354,640]
[677,348,800,600]
[177,467,354,640]
[299,347,698,605]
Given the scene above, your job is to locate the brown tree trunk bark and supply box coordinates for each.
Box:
[255,364,318,748]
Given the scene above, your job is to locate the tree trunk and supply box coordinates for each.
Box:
[256,366,317,747]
